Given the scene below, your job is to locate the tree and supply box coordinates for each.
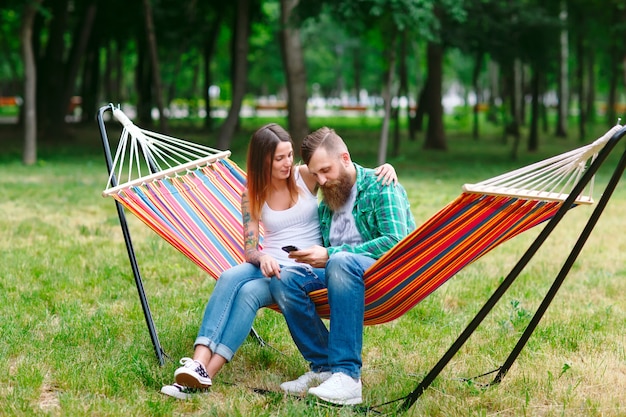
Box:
[21,0,42,165]
[297,0,456,161]
[279,0,309,148]
[142,0,168,132]
[202,17,223,131]
[32,0,97,134]
[554,0,568,138]
[62,0,96,123]
[421,1,468,151]
[217,0,253,149]
[377,25,399,164]
[422,39,446,150]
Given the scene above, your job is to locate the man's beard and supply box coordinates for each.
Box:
[320,169,353,211]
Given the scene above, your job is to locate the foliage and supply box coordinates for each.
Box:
[1,1,626,165]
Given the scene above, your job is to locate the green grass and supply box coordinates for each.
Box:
[0,119,625,416]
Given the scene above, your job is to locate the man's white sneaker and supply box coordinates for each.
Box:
[174,357,212,389]
[280,371,332,395]
[307,372,362,405]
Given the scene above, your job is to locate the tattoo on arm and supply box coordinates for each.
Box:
[242,192,262,266]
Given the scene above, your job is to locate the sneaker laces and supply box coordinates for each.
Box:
[179,357,197,368]
[178,357,210,379]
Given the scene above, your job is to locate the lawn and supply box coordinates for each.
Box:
[0,117,624,416]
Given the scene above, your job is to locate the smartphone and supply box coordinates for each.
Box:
[281,245,300,253]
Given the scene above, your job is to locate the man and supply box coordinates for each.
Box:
[269,127,415,405]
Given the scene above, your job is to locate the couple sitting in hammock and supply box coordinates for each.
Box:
[160,124,415,405]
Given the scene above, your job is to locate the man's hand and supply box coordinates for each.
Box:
[288,245,329,268]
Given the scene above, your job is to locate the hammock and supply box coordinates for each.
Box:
[101,106,616,322]
[97,105,626,412]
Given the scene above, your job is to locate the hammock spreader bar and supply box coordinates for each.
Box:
[97,104,625,413]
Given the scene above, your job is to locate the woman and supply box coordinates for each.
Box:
[161,124,395,399]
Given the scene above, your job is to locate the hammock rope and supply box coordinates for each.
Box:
[102,107,623,326]
[106,107,230,192]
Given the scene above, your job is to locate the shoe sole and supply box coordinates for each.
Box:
[280,384,307,395]
[315,395,363,405]
[160,385,191,400]
[308,388,362,405]
[280,373,333,395]
[312,394,363,406]
[175,370,212,389]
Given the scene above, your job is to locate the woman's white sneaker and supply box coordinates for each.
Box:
[160,383,195,400]
[307,372,362,405]
[174,357,212,388]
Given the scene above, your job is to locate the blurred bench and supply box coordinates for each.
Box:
[0,96,21,107]
[339,105,368,112]
[255,102,287,112]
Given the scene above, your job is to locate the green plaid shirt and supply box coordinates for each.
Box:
[319,163,416,259]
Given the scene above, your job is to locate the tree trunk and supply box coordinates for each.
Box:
[423,41,446,150]
[37,0,69,133]
[377,29,398,165]
[136,40,153,126]
[392,31,408,158]
[103,42,113,102]
[410,78,429,140]
[203,17,221,130]
[115,41,124,102]
[353,47,362,102]
[21,0,42,166]
[509,58,523,159]
[575,30,586,140]
[606,52,618,127]
[217,0,251,150]
[279,0,309,149]
[80,36,100,124]
[56,1,97,127]
[555,0,568,137]
[585,47,595,125]
[471,51,484,140]
[486,59,499,124]
[528,66,540,152]
[142,0,168,132]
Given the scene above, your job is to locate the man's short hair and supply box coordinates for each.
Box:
[301,127,348,165]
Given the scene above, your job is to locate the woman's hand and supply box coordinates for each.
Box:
[375,163,398,185]
[259,254,281,278]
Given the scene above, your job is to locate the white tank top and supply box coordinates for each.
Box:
[260,166,321,265]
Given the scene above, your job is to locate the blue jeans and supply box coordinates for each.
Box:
[195,262,274,361]
[270,252,375,379]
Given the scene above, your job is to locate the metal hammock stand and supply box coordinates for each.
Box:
[96,104,626,413]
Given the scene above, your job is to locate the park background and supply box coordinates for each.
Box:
[1,0,625,416]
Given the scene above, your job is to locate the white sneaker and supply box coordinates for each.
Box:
[308,372,362,405]
[174,357,212,389]
[280,371,333,394]
[160,383,194,400]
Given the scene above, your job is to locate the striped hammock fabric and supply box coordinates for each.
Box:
[108,159,251,278]
[103,107,622,326]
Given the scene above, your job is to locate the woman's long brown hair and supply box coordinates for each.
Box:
[245,123,298,220]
